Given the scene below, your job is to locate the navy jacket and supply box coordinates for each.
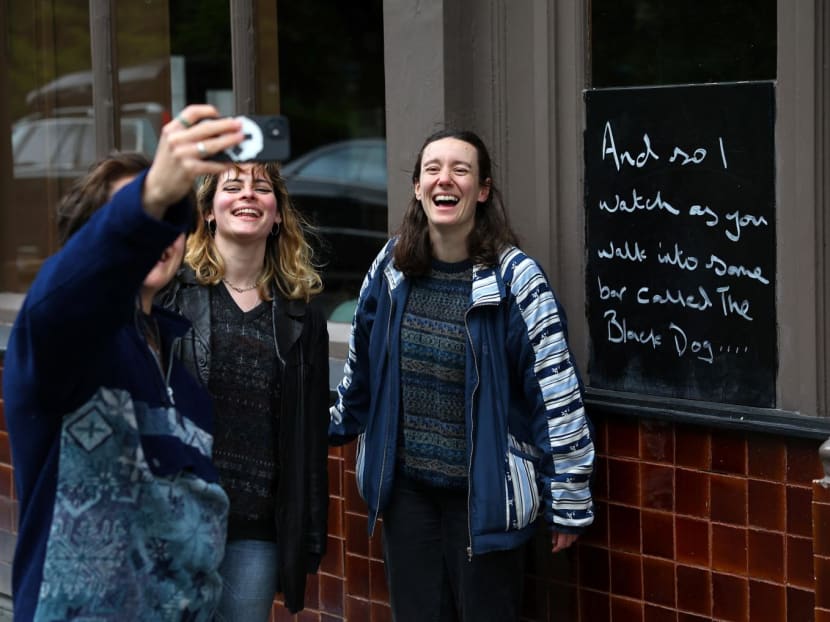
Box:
[3,173,229,621]
[330,240,594,555]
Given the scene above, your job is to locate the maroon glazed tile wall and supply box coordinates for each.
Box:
[268,412,827,621]
[565,413,823,622]
[0,355,827,622]
[813,478,830,619]
[275,440,392,622]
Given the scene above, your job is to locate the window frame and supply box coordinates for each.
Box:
[574,0,830,430]
[381,0,830,432]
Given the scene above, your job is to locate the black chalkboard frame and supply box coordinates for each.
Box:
[583,387,830,441]
[583,81,778,410]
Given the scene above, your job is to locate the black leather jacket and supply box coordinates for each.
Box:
[159,266,329,613]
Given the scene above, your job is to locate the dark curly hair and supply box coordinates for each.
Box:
[393,128,519,277]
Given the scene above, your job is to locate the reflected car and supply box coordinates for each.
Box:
[281,138,389,318]
[5,113,160,292]
[12,113,159,177]
[23,60,170,137]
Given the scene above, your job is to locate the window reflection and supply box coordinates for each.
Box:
[12,116,159,172]
[168,1,233,114]
[277,0,387,321]
[282,139,388,318]
[3,1,93,298]
[590,0,776,88]
[0,0,386,334]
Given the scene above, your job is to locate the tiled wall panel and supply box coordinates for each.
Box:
[268,413,824,621]
[0,357,827,621]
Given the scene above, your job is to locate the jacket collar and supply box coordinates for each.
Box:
[173,264,307,359]
[178,265,200,285]
[177,265,307,311]
[470,263,503,306]
[382,247,508,307]
[275,295,306,359]
[152,303,193,338]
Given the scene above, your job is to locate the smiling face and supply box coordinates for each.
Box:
[414,137,490,239]
[208,163,281,244]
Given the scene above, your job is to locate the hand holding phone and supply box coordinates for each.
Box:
[208,115,291,163]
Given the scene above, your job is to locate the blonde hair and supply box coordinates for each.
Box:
[185,162,323,301]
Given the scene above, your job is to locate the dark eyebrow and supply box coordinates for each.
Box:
[422,157,473,168]
[220,174,272,186]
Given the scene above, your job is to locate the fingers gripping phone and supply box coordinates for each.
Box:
[209,115,291,162]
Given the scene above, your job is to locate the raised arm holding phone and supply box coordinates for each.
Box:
[3,105,246,622]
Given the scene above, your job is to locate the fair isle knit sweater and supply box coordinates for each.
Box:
[209,284,280,540]
[398,259,473,488]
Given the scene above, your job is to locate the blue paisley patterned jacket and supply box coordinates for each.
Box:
[330,239,595,556]
[3,172,229,622]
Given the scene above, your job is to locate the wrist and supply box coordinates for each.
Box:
[141,169,169,220]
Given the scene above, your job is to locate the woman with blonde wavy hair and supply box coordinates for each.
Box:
[161,161,330,620]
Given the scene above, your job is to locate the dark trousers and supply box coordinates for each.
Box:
[381,475,525,622]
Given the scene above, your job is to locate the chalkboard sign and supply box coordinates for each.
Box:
[584,82,776,408]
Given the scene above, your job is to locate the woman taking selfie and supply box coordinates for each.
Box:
[5,105,244,621]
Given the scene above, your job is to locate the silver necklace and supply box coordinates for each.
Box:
[222,278,259,293]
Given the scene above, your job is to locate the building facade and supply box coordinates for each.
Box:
[1,1,829,620]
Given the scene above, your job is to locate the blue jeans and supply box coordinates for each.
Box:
[215,539,279,622]
[381,475,525,622]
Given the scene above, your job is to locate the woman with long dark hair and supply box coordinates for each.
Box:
[330,128,595,622]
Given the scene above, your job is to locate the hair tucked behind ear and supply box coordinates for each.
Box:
[393,128,519,277]
[56,151,152,246]
[186,162,323,302]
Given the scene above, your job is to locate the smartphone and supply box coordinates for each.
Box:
[209,115,291,163]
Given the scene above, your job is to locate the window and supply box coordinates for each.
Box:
[0,0,387,344]
[586,1,830,420]
[590,0,776,87]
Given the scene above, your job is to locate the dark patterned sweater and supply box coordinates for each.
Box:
[398,259,473,489]
[209,284,281,540]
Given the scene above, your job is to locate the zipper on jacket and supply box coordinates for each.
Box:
[148,349,171,406]
[463,306,480,561]
[136,309,176,407]
[150,334,177,407]
[370,284,396,537]
[163,336,181,406]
